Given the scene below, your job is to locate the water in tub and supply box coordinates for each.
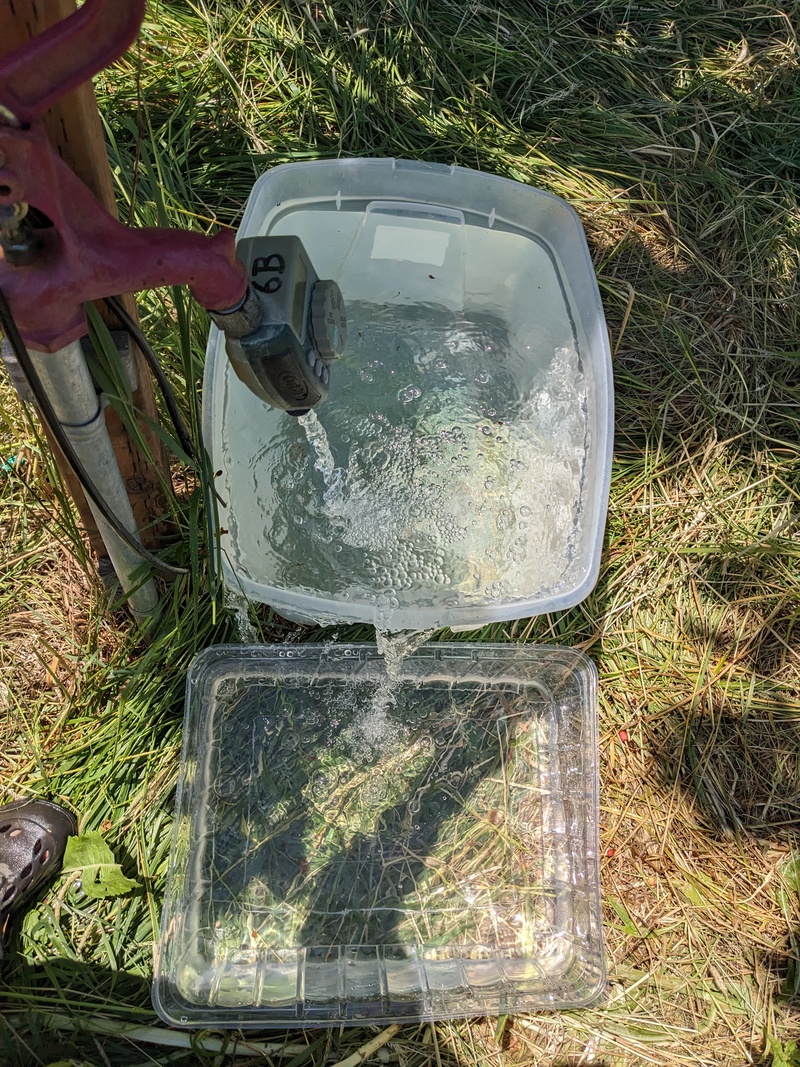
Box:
[221,297,588,612]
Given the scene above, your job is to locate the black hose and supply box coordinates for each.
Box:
[103,294,196,460]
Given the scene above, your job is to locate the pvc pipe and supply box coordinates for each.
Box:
[26,340,160,625]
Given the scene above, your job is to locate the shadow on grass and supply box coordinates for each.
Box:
[0,959,151,1067]
[0,961,466,1067]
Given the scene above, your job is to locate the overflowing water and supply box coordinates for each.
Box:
[225,587,258,643]
[339,627,438,761]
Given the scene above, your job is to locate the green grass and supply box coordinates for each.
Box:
[2,0,800,1063]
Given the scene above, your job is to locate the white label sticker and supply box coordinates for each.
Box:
[370,225,450,266]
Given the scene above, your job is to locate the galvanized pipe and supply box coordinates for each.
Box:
[26,340,160,624]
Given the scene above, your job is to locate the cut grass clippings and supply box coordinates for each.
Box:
[1,1,799,1065]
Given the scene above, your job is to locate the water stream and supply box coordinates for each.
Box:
[297,411,345,507]
[297,411,438,744]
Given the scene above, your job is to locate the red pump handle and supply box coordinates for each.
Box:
[0,0,146,125]
[0,0,248,352]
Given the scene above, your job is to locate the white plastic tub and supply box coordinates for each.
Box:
[204,159,613,631]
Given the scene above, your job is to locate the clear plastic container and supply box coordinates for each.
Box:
[153,642,605,1027]
[204,159,613,632]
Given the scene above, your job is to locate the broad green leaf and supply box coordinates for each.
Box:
[62,832,138,900]
[767,1036,800,1067]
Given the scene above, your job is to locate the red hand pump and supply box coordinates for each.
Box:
[0,0,247,353]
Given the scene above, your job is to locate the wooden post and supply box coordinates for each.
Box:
[1,0,171,553]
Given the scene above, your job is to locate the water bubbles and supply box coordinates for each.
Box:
[372,449,390,471]
[398,385,422,404]
[484,477,496,491]
[520,505,532,516]
[359,369,374,382]
[474,370,491,384]
[481,426,493,437]
[434,358,448,371]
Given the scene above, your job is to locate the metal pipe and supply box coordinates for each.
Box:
[26,340,160,625]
